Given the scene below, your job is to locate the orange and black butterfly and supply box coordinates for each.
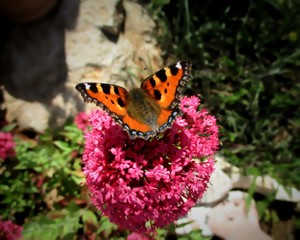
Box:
[75,60,192,140]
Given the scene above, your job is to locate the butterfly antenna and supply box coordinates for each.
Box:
[143,66,152,76]
[138,56,154,78]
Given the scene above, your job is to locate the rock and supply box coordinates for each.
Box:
[198,158,232,205]
[176,207,213,236]
[176,191,272,240]
[176,156,300,238]
[1,0,162,132]
[208,191,272,240]
[216,156,300,203]
[123,0,162,71]
[4,91,49,133]
[67,0,162,89]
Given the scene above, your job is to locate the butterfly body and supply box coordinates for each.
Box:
[126,88,161,130]
[76,60,192,139]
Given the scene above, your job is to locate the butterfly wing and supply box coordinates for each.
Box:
[76,82,156,139]
[141,60,192,129]
[75,82,128,119]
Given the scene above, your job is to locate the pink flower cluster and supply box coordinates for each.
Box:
[0,132,15,160]
[81,96,219,233]
[74,112,90,131]
[0,218,23,240]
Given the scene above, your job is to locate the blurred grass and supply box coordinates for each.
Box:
[148,0,300,187]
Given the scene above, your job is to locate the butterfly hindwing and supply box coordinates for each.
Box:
[141,60,192,109]
[75,83,128,118]
[122,114,154,139]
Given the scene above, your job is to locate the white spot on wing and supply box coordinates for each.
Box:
[176,61,182,69]
[84,83,91,89]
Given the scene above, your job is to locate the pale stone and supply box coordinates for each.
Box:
[176,156,299,238]
[208,191,272,240]
[2,0,162,132]
[215,155,300,202]
[4,91,49,133]
[198,159,232,204]
[176,207,213,236]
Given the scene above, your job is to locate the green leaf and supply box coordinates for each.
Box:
[1,123,17,132]
[82,210,98,226]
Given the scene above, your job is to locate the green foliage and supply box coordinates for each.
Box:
[175,221,212,240]
[148,0,300,187]
[0,122,125,239]
[22,202,82,240]
[0,124,83,220]
[22,202,119,240]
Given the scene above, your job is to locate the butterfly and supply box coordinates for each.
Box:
[75,60,192,140]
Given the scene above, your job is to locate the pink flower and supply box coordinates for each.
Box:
[74,112,90,131]
[127,232,151,240]
[0,218,23,240]
[0,132,15,160]
[82,96,219,233]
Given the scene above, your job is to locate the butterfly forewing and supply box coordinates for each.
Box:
[141,60,192,109]
[75,82,128,118]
